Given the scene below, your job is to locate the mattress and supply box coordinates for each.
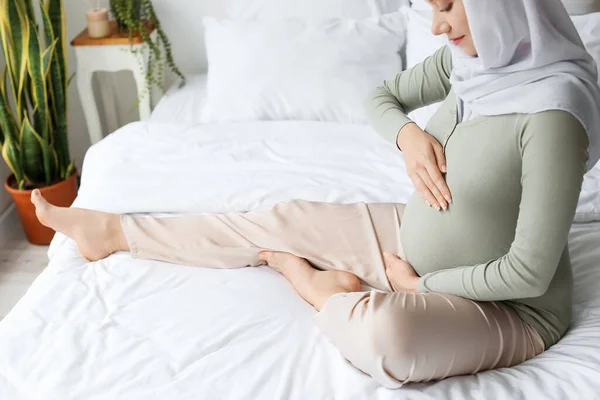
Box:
[1,120,600,399]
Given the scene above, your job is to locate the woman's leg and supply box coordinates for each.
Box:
[314,288,546,388]
[32,190,405,291]
[34,191,542,387]
[258,251,362,311]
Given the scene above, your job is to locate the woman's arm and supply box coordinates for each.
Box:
[365,45,453,146]
[418,111,589,301]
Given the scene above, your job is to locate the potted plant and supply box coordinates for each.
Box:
[0,0,78,245]
[109,0,186,102]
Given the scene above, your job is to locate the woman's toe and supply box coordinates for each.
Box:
[258,250,273,263]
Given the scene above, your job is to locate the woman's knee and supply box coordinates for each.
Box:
[316,292,421,387]
[362,308,419,378]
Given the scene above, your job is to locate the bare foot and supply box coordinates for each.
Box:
[258,251,360,311]
[31,189,128,261]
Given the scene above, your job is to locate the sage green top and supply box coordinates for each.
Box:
[366,45,589,348]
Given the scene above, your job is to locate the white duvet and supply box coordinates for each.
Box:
[1,121,600,399]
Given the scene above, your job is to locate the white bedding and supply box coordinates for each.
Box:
[1,121,600,399]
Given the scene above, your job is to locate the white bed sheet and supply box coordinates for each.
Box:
[1,121,600,399]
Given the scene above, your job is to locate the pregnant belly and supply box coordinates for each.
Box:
[399,193,518,277]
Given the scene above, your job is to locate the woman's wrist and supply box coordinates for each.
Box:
[397,122,421,150]
[409,277,421,294]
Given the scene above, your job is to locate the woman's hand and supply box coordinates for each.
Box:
[397,123,452,210]
[383,252,420,294]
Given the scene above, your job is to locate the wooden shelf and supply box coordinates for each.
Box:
[71,20,155,46]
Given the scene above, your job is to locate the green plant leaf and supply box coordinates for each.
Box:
[23,0,35,23]
[0,67,23,183]
[16,4,31,126]
[20,114,45,183]
[0,66,23,185]
[0,0,32,126]
[1,136,23,188]
[3,1,22,98]
[65,159,74,178]
[42,39,57,77]
[45,0,66,96]
[44,0,69,178]
[26,20,52,185]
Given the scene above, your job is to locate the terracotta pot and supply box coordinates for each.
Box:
[4,170,79,245]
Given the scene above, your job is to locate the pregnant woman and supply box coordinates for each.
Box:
[31,0,600,388]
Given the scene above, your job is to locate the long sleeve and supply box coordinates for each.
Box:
[418,111,589,301]
[365,45,453,146]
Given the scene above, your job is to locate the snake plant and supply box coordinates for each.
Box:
[0,0,74,191]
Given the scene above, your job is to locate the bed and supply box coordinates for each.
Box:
[2,1,600,399]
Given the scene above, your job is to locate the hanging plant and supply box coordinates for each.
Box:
[109,0,186,103]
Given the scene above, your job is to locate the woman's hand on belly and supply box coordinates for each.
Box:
[397,123,453,211]
[383,252,421,294]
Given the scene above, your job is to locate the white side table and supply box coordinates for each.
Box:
[71,21,159,145]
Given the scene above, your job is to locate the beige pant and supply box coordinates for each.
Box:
[121,200,545,388]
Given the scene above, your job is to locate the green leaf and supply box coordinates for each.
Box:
[23,0,35,24]
[1,0,30,125]
[44,0,69,176]
[20,114,45,183]
[16,4,31,125]
[45,0,66,95]
[1,136,23,187]
[26,21,52,185]
[0,66,23,184]
[3,1,22,95]
[42,38,57,77]
[0,67,22,182]
[65,159,74,178]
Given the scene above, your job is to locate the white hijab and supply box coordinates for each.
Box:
[449,0,600,172]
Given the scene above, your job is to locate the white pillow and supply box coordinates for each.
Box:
[201,13,407,124]
[225,0,410,19]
